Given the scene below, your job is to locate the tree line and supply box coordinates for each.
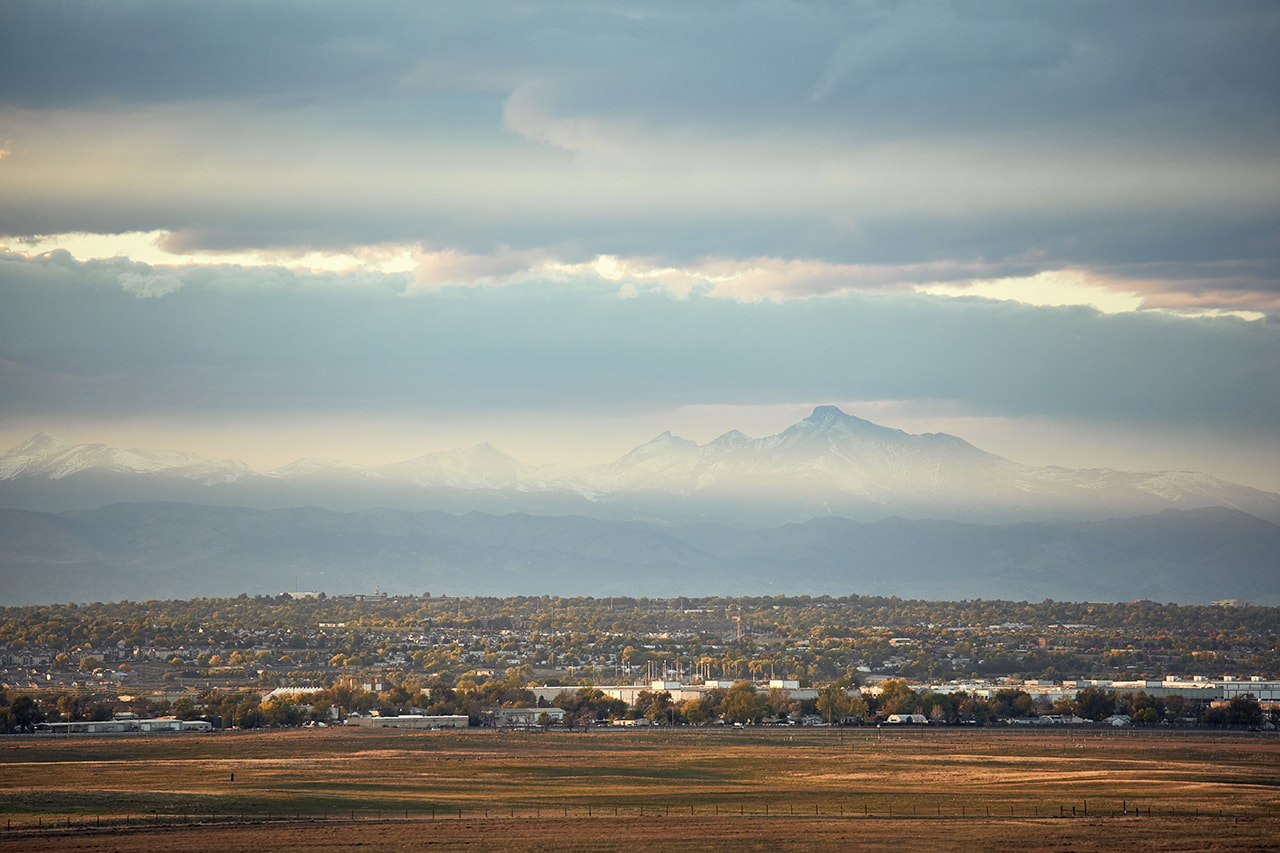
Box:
[2,678,1267,733]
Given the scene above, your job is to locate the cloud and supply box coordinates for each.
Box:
[8,233,1277,318]
[117,270,184,299]
[2,251,1275,438]
[411,247,558,289]
[0,2,1275,298]
[919,271,1144,314]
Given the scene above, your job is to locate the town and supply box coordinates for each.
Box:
[2,592,1276,732]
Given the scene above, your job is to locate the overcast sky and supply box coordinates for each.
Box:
[1,2,1277,490]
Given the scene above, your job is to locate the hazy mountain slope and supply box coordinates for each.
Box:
[0,433,252,483]
[2,503,1275,606]
[2,409,1277,524]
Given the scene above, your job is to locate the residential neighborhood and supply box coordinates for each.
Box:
[2,593,1276,732]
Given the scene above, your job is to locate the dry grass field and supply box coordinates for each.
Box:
[2,726,1277,851]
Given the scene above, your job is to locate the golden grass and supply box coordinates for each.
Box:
[2,727,1277,851]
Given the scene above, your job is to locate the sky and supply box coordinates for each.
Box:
[0,1,1277,491]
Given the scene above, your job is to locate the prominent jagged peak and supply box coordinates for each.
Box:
[625,431,700,455]
[809,404,860,423]
[792,405,904,436]
[772,406,995,460]
[708,429,752,450]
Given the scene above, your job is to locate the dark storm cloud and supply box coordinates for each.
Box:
[2,2,1276,263]
[6,2,1274,140]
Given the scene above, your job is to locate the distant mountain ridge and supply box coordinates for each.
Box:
[0,432,253,484]
[1,407,1277,525]
[2,502,1276,606]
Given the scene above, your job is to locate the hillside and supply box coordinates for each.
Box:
[2,503,1276,606]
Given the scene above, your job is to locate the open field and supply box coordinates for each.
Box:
[2,727,1278,851]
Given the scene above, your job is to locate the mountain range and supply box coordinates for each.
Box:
[1,502,1276,606]
[2,406,1277,526]
[3,407,1277,606]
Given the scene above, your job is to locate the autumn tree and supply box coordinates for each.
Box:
[875,679,919,716]
[816,686,854,724]
[722,681,765,725]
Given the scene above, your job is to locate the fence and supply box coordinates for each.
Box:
[1,798,1265,836]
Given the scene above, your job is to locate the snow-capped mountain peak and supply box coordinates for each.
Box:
[2,407,1277,525]
[708,429,752,451]
[628,431,700,456]
[0,434,252,483]
[375,443,524,489]
[780,405,907,443]
[0,433,75,478]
